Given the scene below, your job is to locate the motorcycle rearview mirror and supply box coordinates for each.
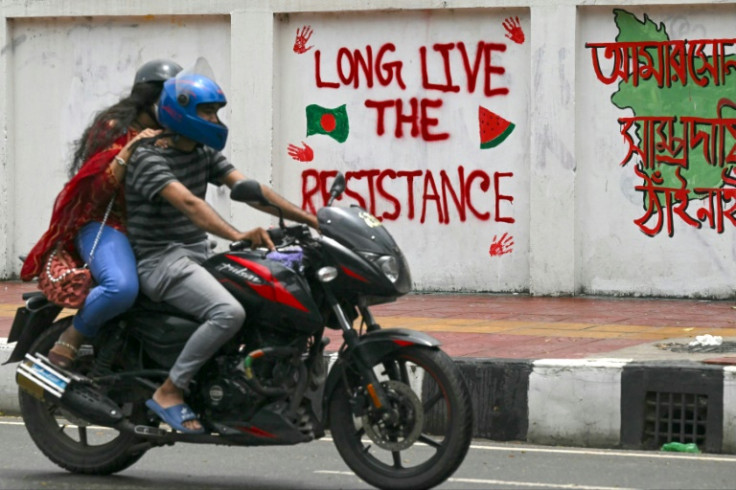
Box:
[230,180,285,228]
[230,180,267,205]
[327,172,346,206]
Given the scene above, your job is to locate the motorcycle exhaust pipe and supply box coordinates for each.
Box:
[17,353,123,427]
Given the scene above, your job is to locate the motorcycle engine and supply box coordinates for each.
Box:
[200,364,263,418]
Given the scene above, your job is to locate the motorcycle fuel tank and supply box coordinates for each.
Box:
[204,250,323,334]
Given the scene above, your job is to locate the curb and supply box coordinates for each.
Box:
[2,339,735,454]
[453,358,736,454]
[0,340,20,415]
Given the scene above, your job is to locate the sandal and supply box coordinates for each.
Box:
[48,341,78,369]
[145,399,205,434]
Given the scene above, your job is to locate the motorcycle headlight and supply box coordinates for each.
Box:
[377,255,400,283]
[359,252,400,284]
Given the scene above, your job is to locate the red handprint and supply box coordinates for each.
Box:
[502,17,525,45]
[293,25,314,54]
[287,141,314,162]
[489,233,514,257]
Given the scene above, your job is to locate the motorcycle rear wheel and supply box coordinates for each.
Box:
[18,318,147,475]
[328,346,473,490]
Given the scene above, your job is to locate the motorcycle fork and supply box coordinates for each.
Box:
[357,305,404,382]
[323,287,392,412]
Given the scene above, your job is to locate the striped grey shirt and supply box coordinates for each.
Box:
[125,144,235,258]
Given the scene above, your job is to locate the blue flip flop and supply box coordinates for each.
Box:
[145,399,205,434]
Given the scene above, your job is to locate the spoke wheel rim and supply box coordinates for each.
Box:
[346,354,453,474]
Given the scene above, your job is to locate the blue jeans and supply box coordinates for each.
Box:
[72,223,139,337]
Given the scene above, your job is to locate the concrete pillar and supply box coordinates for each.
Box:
[529,4,577,295]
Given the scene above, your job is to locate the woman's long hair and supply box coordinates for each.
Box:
[67,81,163,177]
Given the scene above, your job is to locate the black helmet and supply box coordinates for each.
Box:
[134,59,183,85]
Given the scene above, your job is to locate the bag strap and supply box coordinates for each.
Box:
[86,195,116,266]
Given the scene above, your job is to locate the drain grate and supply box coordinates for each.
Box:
[643,391,708,448]
[621,365,723,452]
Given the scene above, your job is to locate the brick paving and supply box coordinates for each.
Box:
[3,280,736,360]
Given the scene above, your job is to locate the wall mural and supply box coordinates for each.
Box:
[587,9,736,237]
[287,18,525,260]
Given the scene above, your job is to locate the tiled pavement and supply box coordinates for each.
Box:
[3,280,736,361]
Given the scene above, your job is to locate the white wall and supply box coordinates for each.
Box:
[273,9,530,291]
[9,15,232,259]
[577,4,736,297]
[1,0,735,298]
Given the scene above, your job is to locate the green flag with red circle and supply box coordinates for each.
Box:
[306,104,349,143]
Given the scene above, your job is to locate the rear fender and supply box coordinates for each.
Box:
[321,328,440,422]
[4,295,63,364]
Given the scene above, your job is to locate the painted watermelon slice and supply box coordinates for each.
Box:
[479,106,515,149]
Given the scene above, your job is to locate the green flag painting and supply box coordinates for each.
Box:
[306,104,349,143]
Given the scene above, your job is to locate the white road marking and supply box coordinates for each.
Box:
[4,419,734,463]
[318,435,736,463]
[314,470,637,490]
[466,442,736,462]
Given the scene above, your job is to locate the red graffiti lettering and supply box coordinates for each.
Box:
[458,42,484,94]
[395,98,420,138]
[301,169,338,213]
[377,170,401,220]
[313,43,406,89]
[314,50,339,89]
[348,169,381,215]
[420,43,461,93]
[440,168,466,224]
[420,41,509,97]
[397,170,423,220]
[300,167,515,225]
[421,171,443,224]
[376,44,406,89]
[494,172,515,223]
[466,170,491,220]
[587,38,736,89]
[364,98,449,141]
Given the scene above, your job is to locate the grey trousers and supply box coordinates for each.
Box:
[137,242,245,389]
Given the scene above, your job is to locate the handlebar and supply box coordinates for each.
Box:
[229,224,310,251]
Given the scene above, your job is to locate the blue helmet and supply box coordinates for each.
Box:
[157,73,228,150]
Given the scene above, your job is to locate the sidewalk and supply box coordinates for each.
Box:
[2,280,735,453]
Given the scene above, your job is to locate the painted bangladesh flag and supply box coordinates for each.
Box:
[306,104,349,143]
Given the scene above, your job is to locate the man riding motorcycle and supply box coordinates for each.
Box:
[125,66,318,433]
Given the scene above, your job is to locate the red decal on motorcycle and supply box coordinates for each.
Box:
[225,255,308,312]
[219,277,242,291]
[235,425,277,439]
[340,265,369,283]
[393,339,414,347]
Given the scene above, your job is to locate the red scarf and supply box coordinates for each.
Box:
[20,131,136,281]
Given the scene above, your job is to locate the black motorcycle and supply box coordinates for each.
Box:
[6,173,473,490]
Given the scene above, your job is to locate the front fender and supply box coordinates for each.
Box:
[321,328,441,422]
[4,294,62,364]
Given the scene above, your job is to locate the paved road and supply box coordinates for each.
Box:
[3,281,736,453]
[1,416,735,489]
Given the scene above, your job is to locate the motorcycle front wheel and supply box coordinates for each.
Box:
[328,346,473,490]
[18,317,147,475]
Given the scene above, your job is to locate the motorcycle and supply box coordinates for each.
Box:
[6,173,473,490]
